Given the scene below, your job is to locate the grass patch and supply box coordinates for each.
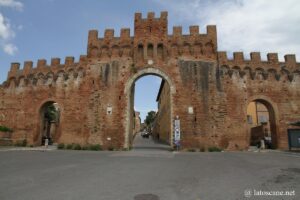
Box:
[66,144,73,150]
[208,146,222,152]
[57,143,65,149]
[57,143,103,151]
[89,144,102,151]
[14,139,27,147]
[73,144,81,150]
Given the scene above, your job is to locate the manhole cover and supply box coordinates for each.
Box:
[134,193,160,200]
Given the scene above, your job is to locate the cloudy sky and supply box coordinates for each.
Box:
[1,0,299,121]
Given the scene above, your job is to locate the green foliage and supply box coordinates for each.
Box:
[44,104,59,122]
[66,144,73,150]
[22,139,27,147]
[14,139,27,147]
[0,126,13,132]
[73,144,81,150]
[290,121,300,126]
[57,143,65,149]
[208,146,222,152]
[58,143,103,151]
[187,148,196,152]
[81,145,89,150]
[144,111,156,126]
[108,146,114,151]
[89,144,102,151]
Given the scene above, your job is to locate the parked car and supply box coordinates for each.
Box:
[141,131,150,138]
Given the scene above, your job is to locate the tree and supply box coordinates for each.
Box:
[144,111,156,126]
[45,104,59,122]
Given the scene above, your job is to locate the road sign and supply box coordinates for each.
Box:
[174,119,180,142]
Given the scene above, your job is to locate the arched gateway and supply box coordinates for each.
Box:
[0,12,299,150]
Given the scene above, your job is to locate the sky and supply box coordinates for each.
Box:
[1,0,300,121]
[134,75,162,122]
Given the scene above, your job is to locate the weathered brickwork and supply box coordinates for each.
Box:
[0,12,299,150]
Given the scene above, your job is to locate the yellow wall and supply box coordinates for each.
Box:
[247,101,271,136]
[153,80,171,144]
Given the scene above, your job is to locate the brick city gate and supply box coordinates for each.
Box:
[0,12,299,150]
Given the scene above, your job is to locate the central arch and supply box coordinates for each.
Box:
[124,67,176,148]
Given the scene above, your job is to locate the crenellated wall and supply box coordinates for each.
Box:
[218,52,300,81]
[0,11,299,150]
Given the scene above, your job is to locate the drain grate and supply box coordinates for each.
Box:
[134,193,160,200]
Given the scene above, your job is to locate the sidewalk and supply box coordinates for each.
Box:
[0,145,57,152]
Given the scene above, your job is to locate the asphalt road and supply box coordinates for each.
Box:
[0,134,299,200]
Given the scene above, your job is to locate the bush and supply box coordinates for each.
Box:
[14,141,23,147]
[73,144,81,150]
[81,145,89,150]
[13,139,27,147]
[187,148,196,152]
[208,146,222,152]
[22,139,27,147]
[0,126,13,132]
[89,144,102,151]
[66,144,73,150]
[108,146,114,151]
[57,143,65,149]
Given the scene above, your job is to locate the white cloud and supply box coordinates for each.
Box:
[0,0,23,11]
[0,0,23,55]
[3,43,17,55]
[155,0,300,60]
[0,13,15,40]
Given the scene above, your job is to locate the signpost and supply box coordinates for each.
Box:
[174,116,180,151]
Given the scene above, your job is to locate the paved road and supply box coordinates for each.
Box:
[132,133,171,151]
[0,137,299,200]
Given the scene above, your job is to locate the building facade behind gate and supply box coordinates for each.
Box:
[0,12,299,150]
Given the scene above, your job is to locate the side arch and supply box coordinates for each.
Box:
[246,95,279,148]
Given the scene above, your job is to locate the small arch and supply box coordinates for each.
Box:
[121,45,131,57]
[37,73,46,85]
[204,42,214,56]
[55,70,66,83]
[219,65,230,76]
[255,68,267,80]
[194,43,203,56]
[8,77,17,88]
[171,44,179,56]
[231,66,242,78]
[157,43,164,60]
[17,76,26,87]
[280,68,291,81]
[244,67,255,80]
[90,46,98,58]
[101,45,110,58]
[77,67,85,78]
[45,72,54,84]
[111,45,120,57]
[183,42,191,56]
[267,69,279,80]
[147,43,154,59]
[35,100,62,145]
[137,44,144,61]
